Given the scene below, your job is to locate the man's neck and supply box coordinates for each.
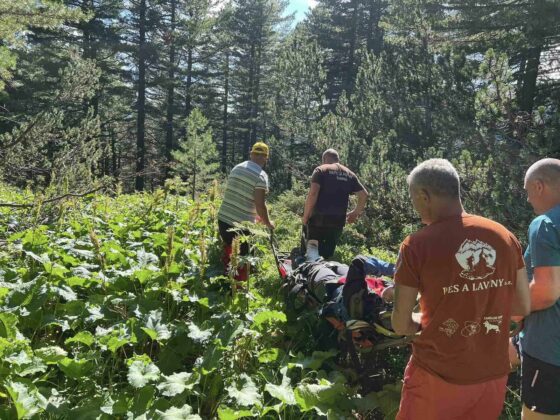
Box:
[542,197,560,214]
[249,158,263,168]
[429,201,464,224]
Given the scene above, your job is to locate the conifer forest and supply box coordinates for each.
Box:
[0,0,559,418]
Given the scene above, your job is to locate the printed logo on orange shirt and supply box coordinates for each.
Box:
[439,318,459,337]
[455,239,497,281]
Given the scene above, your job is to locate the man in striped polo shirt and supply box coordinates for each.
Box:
[218,142,274,281]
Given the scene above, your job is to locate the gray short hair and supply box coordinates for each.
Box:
[526,158,560,187]
[322,149,340,163]
[407,159,461,198]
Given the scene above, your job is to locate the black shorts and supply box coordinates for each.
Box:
[218,220,250,256]
[306,214,345,259]
[521,352,560,415]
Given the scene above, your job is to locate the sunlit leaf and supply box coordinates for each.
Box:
[251,311,286,330]
[157,372,197,397]
[265,382,296,406]
[35,346,67,364]
[187,323,213,344]
[5,380,48,418]
[128,361,161,388]
[157,404,201,420]
[226,374,261,407]
[57,357,94,379]
[65,331,95,347]
[217,407,254,420]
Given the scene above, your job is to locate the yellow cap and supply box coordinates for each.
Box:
[251,142,269,157]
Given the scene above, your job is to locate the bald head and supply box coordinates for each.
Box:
[525,158,560,189]
[322,149,340,164]
[407,159,461,199]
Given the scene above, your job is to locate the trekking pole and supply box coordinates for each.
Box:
[269,228,285,279]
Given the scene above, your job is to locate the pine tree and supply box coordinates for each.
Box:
[267,28,326,189]
[0,1,84,93]
[229,0,291,160]
[0,56,104,192]
[306,0,388,107]
[438,0,560,113]
[172,108,220,198]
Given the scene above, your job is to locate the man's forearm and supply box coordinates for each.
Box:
[529,280,557,311]
[256,203,272,226]
[393,311,421,335]
[303,194,318,221]
[354,190,367,214]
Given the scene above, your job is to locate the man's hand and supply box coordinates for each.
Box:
[302,215,309,225]
[266,220,275,230]
[346,210,360,224]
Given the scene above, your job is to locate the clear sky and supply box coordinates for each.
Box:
[287,0,317,22]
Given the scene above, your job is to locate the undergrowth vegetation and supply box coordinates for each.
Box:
[0,183,522,419]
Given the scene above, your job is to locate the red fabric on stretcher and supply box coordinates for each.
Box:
[337,276,387,297]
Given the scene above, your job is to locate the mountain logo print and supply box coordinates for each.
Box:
[455,239,497,281]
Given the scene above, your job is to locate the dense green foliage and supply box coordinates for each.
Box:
[1,0,558,244]
[0,185,412,419]
[0,0,559,418]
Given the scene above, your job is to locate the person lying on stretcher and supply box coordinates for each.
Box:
[286,255,414,351]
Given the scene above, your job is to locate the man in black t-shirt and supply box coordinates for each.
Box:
[302,149,368,259]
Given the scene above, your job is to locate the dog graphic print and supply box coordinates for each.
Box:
[483,320,500,334]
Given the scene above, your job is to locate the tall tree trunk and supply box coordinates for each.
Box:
[346,0,360,95]
[367,1,384,55]
[110,123,118,180]
[244,43,256,160]
[81,0,99,115]
[222,50,230,173]
[135,0,147,191]
[519,44,542,113]
[185,46,193,119]
[165,0,177,178]
[250,43,262,147]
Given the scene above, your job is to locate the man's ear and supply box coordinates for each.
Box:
[419,188,431,203]
[535,179,545,195]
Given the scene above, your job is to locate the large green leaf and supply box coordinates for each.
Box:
[4,380,48,419]
[187,323,213,344]
[251,311,286,330]
[65,331,95,347]
[294,379,351,416]
[257,348,285,364]
[57,357,93,379]
[128,361,161,388]
[289,350,338,370]
[374,382,402,420]
[0,313,18,339]
[105,336,131,353]
[35,346,68,364]
[131,385,156,415]
[264,368,295,406]
[216,319,244,347]
[217,407,254,420]
[142,310,171,341]
[226,374,261,407]
[199,342,223,374]
[265,383,296,406]
[157,404,201,420]
[157,372,197,397]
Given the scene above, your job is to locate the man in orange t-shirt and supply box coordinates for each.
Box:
[392,159,531,420]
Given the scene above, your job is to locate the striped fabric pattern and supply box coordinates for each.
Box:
[218,161,269,225]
